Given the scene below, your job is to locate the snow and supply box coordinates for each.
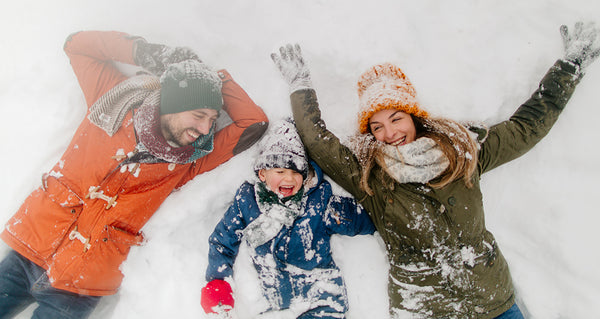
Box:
[1,0,599,318]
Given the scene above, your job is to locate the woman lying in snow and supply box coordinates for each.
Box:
[270,22,600,319]
[201,119,375,318]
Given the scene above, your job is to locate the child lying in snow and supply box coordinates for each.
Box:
[201,119,376,318]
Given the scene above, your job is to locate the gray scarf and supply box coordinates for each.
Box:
[377,137,449,184]
[88,75,215,164]
[88,75,160,136]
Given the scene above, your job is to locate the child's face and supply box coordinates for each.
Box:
[258,168,304,197]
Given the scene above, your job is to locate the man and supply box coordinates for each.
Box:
[0,30,268,318]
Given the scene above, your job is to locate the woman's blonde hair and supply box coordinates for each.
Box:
[414,116,479,189]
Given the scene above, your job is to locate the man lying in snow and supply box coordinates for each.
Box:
[0,30,268,318]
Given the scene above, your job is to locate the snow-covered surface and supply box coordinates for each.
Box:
[1,0,599,318]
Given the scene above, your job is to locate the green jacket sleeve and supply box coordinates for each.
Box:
[290,90,369,202]
[478,60,582,174]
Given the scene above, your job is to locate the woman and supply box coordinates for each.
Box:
[270,22,599,318]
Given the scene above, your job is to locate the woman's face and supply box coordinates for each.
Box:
[369,109,416,146]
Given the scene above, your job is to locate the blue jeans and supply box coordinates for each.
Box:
[494,303,525,319]
[0,250,101,319]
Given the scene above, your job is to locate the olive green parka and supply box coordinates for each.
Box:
[290,60,581,318]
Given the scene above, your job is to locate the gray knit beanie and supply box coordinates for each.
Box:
[254,119,309,178]
[159,59,223,114]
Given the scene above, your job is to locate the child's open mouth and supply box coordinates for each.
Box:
[278,186,295,197]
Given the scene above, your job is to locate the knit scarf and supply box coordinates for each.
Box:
[243,182,304,248]
[89,75,161,136]
[377,137,449,184]
[133,103,215,164]
[88,75,214,164]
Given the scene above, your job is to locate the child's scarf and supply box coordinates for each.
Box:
[243,182,304,248]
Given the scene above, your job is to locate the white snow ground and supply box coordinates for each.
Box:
[1,0,599,318]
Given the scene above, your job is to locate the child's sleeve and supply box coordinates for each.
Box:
[325,195,376,236]
[205,186,249,281]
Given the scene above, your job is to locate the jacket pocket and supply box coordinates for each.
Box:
[42,173,84,209]
[105,225,145,254]
[5,175,84,260]
[40,174,84,230]
[391,261,444,287]
[66,225,145,294]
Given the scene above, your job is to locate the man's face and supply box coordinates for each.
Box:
[258,168,304,198]
[160,108,219,146]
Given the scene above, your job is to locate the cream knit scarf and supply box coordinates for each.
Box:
[376,137,449,184]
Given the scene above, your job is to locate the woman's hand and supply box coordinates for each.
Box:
[271,44,313,93]
[561,22,600,72]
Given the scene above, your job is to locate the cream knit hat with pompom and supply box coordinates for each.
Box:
[357,63,429,134]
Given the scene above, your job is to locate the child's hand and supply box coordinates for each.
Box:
[201,279,235,314]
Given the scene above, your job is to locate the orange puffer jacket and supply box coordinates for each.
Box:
[0,31,268,296]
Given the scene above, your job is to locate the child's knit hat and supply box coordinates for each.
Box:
[253,119,309,178]
[159,59,223,114]
[357,63,429,134]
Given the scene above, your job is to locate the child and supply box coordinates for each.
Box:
[200,119,376,318]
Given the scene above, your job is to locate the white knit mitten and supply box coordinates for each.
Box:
[271,44,313,93]
[561,22,600,73]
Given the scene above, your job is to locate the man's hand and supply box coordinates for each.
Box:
[135,41,201,76]
[561,21,600,72]
[271,44,313,93]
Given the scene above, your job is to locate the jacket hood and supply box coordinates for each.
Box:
[303,160,324,197]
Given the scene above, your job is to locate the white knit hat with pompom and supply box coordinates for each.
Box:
[357,63,429,134]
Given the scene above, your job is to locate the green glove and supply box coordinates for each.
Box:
[134,40,201,76]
